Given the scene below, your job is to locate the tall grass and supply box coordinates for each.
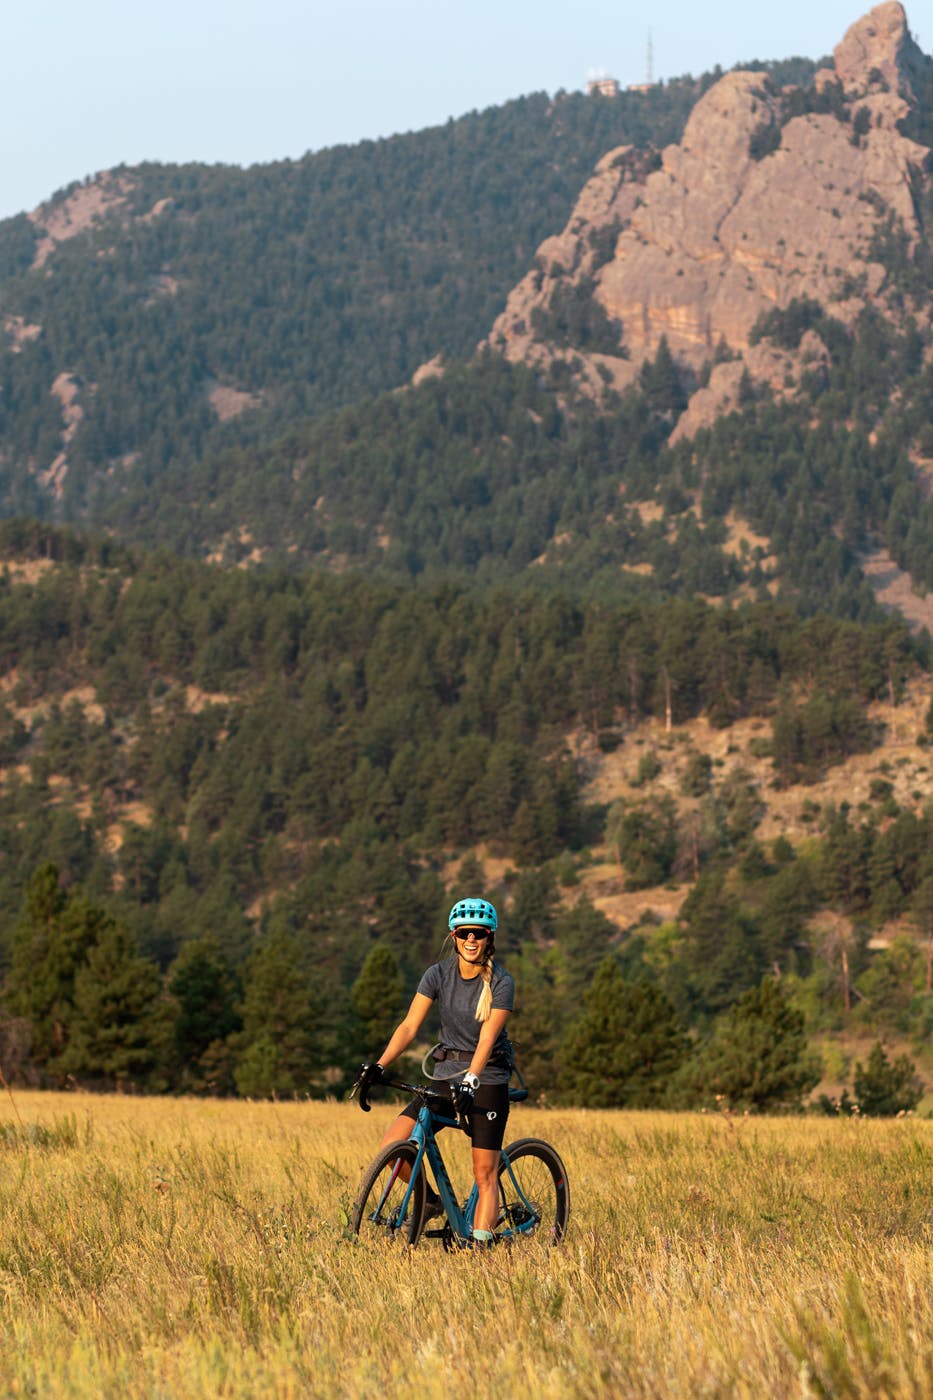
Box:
[0,1091,931,1397]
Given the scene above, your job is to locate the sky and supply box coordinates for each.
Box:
[2,0,929,223]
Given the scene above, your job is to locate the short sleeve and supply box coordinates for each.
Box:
[416,962,443,1000]
[491,967,515,1011]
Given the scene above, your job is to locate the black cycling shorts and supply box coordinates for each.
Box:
[400,1080,510,1151]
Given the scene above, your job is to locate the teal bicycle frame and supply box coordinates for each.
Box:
[371,1080,534,1246]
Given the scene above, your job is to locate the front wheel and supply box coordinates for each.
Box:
[351,1140,426,1246]
[496,1137,570,1244]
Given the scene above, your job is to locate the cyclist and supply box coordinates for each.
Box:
[355,896,514,1247]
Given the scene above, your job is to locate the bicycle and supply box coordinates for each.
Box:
[349,1072,570,1248]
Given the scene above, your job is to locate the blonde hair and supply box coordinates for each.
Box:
[475,959,494,1023]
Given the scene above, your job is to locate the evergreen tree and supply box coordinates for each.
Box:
[560,958,687,1107]
[606,795,677,889]
[231,929,321,1097]
[855,934,924,1034]
[853,1041,923,1116]
[911,874,933,994]
[639,336,687,417]
[757,858,818,969]
[58,921,167,1088]
[507,946,566,1101]
[679,977,819,1111]
[820,808,872,914]
[167,938,242,1093]
[4,864,108,1070]
[678,868,764,1014]
[553,896,616,999]
[507,867,560,952]
[350,943,405,1053]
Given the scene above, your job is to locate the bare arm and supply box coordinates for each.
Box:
[468,1007,511,1080]
[374,992,433,1069]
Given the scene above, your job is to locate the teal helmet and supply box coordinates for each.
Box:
[448,897,498,932]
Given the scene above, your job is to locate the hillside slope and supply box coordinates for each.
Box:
[0,84,706,520]
[0,529,931,1097]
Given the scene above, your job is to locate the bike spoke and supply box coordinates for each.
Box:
[352,1143,426,1245]
[497,1139,570,1244]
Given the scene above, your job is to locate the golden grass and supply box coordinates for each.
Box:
[1,1091,932,1397]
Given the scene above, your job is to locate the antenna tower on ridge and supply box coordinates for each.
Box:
[628,32,655,93]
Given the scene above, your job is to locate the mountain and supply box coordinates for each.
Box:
[0,82,709,521]
[1,12,933,1099]
[485,2,933,440]
[0,7,928,625]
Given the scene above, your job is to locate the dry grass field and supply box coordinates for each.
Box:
[1,1090,932,1398]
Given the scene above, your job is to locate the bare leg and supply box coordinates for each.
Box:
[471,1147,501,1233]
[380,1114,416,1151]
[377,1113,419,1184]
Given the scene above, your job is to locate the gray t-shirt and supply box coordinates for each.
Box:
[417,957,515,1084]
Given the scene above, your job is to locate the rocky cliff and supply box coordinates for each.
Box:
[482,2,931,439]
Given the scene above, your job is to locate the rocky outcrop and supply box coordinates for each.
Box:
[37,372,84,499]
[29,175,137,269]
[482,145,653,397]
[482,2,931,437]
[833,0,924,109]
[28,174,173,270]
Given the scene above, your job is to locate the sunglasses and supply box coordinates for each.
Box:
[453,927,491,940]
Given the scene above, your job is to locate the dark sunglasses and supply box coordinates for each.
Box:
[453,927,491,940]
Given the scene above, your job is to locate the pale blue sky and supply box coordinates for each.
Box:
[1,1,928,222]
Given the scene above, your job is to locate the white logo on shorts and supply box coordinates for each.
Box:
[486,1110,497,1120]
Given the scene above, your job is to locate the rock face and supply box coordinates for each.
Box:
[482,2,931,438]
[833,0,923,102]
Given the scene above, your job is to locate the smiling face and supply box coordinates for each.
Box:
[452,925,491,973]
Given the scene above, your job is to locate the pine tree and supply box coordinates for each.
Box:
[167,938,242,1093]
[639,336,687,417]
[559,959,686,1107]
[607,795,677,889]
[678,868,764,1013]
[232,929,322,1097]
[853,1041,923,1116]
[507,947,566,1101]
[4,864,108,1069]
[911,875,933,994]
[58,922,167,1088]
[553,896,616,999]
[350,944,405,1053]
[855,934,924,1034]
[681,977,819,1111]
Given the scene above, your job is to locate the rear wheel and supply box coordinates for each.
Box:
[496,1137,569,1244]
[351,1141,426,1246]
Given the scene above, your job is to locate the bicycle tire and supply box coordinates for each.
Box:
[351,1140,427,1246]
[497,1137,570,1244]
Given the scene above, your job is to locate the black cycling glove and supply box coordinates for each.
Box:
[356,1061,385,1092]
[452,1072,479,1114]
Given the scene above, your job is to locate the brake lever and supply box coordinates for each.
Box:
[348,1078,372,1112]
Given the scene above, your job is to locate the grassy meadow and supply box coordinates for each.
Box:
[1,1091,932,1398]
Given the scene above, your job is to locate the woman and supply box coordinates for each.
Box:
[356,896,514,1246]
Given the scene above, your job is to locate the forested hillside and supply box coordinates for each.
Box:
[0,81,712,520]
[1,9,932,1110]
[98,306,933,614]
[0,56,824,533]
[0,523,930,1107]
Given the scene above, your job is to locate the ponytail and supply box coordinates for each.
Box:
[474,949,495,1023]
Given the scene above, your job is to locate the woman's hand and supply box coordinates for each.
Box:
[452,1072,479,1115]
[357,1061,384,1088]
